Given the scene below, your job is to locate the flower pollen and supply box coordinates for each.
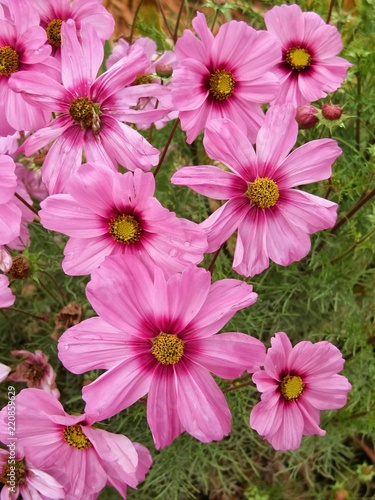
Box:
[109,214,142,244]
[152,333,184,365]
[46,19,63,47]
[209,69,235,101]
[286,47,312,71]
[63,425,92,450]
[247,177,279,209]
[1,459,27,487]
[0,46,20,76]
[69,97,99,129]
[281,375,304,400]
[133,74,154,85]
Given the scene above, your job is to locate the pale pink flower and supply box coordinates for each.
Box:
[0,155,22,246]
[0,448,65,499]
[34,0,114,56]
[171,11,280,143]
[0,275,15,308]
[0,363,10,382]
[171,104,341,277]
[265,4,352,106]
[8,350,60,398]
[39,163,207,276]
[0,0,59,136]
[18,165,48,202]
[0,131,20,157]
[58,256,265,448]
[250,331,352,451]
[0,247,12,273]
[0,388,152,499]
[9,20,162,194]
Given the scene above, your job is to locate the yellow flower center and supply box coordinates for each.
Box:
[209,69,235,101]
[152,333,184,365]
[247,177,279,209]
[280,375,304,401]
[109,214,142,244]
[46,19,63,47]
[0,459,27,488]
[63,425,92,450]
[0,46,19,76]
[133,73,154,85]
[69,97,101,130]
[286,47,312,71]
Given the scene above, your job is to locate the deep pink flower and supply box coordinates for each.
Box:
[171,104,341,277]
[0,363,10,382]
[0,275,15,308]
[0,0,59,136]
[0,155,22,246]
[39,163,207,276]
[8,350,60,398]
[58,256,265,448]
[34,0,114,56]
[0,448,65,499]
[250,331,352,451]
[9,20,163,194]
[0,388,153,499]
[171,11,280,143]
[265,4,352,106]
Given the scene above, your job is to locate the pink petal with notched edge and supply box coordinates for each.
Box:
[147,365,183,449]
[288,339,345,377]
[264,332,292,381]
[62,235,116,276]
[25,468,65,499]
[171,166,246,200]
[304,375,352,410]
[20,115,72,157]
[58,317,136,373]
[250,393,283,438]
[266,400,305,451]
[265,4,305,45]
[176,360,231,443]
[187,332,265,378]
[296,399,326,437]
[83,354,156,421]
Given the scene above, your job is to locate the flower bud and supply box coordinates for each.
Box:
[155,63,173,78]
[295,105,318,129]
[322,103,343,121]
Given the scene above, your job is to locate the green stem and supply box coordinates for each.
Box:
[153,119,180,177]
[7,307,49,322]
[210,9,219,31]
[331,185,375,235]
[129,0,145,45]
[207,245,223,274]
[37,270,66,302]
[14,192,40,221]
[173,0,185,44]
[326,0,335,24]
[223,380,254,394]
[38,279,63,306]
[155,0,174,39]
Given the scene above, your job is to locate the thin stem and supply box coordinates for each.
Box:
[38,279,63,306]
[331,185,375,234]
[210,9,219,31]
[173,0,185,44]
[223,380,254,394]
[153,119,180,177]
[7,307,49,322]
[326,0,335,24]
[207,245,223,274]
[356,73,361,151]
[129,0,145,45]
[155,0,174,39]
[14,192,40,221]
[37,270,66,302]
[353,437,375,465]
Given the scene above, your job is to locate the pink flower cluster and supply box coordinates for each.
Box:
[0,0,354,498]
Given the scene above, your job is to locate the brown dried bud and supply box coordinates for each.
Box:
[322,103,343,121]
[8,255,30,280]
[52,302,84,339]
[155,63,173,78]
[295,105,318,129]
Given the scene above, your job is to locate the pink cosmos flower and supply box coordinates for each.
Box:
[58,255,265,449]
[0,388,153,499]
[250,331,352,451]
[0,448,65,499]
[0,155,22,246]
[171,104,341,277]
[9,20,163,194]
[39,163,207,276]
[8,350,60,398]
[171,11,280,144]
[265,4,352,106]
[34,0,114,56]
[0,275,15,308]
[0,0,59,136]
[0,363,10,382]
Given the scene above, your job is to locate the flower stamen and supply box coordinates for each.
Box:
[209,69,235,101]
[63,425,92,449]
[281,375,304,400]
[69,97,100,129]
[0,46,19,76]
[152,333,184,365]
[109,214,142,244]
[247,177,279,209]
[46,19,63,47]
[286,47,312,71]
[133,74,154,85]
[0,459,27,488]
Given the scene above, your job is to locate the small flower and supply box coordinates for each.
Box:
[172,104,341,277]
[265,4,352,106]
[0,388,153,499]
[171,11,280,143]
[8,350,60,398]
[250,331,352,451]
[0,275,15,309]
[58,256,265,448]
[39,163,207,276]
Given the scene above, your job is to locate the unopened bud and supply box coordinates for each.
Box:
[322,103,343,121]
[155,63,173,78]
[8,255,30,280]
[295,105,318,129]
[334,489,349,500]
